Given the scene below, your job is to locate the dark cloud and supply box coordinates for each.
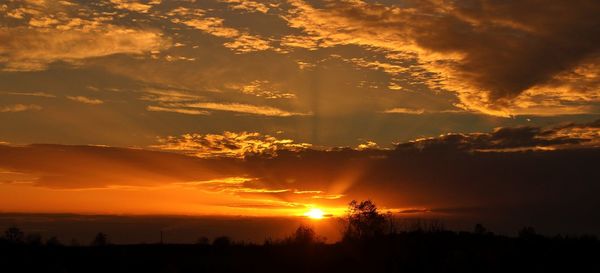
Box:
[396,119,600,152]
[426,0,600,100]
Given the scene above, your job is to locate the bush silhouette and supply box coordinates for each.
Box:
[195,236,210,245]
[473,223,487,235]
[91,232,109,246]
[4,226,24,244]
[212,236,231,247]
[519,226,538,239]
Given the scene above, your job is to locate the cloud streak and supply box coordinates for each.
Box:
[0,104,42,113]
[158,102,309,117]
[66,96,104,105]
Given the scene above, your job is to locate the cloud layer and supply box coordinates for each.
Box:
[283,0,600,116]
[154,131,311,158]
[0,26,169,71]
[1,121,598,235]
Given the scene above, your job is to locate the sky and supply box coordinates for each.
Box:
[1,0,600,237]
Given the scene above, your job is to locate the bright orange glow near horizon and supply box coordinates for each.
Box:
[305,208,325,219]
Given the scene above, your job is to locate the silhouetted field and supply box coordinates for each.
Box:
[1,230,599,273]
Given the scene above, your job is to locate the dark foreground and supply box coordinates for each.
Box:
[1,231,599,273]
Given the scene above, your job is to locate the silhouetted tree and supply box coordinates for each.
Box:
[287,225,324,245]
[519,226,538,239]
[212,236,231,247]
[342,200,386,241]
[195,236,209,245]
[474,223,487,235]
[91,232,109,246]
[4,226,24,244]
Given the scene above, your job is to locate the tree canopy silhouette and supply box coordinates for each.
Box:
[91,232,109,246]
[4,227,24,244]
[342,200,387,241]
[285,225,325,245]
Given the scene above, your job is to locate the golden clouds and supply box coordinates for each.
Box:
[182,102,309,116]
[220,0,270,14]
[146,105,209,115]
[147,101,307,116]
[0,0,170,71]
[223,34,272,53]
[172,9,272,53]
[232,80,297,99]
[140,88,203,103]
[282,0,600,116]
[2,0,598,118]
[0,26,170,71]
[154,131,311,158]
[140,88,305,116]
[109,0,155,13]
[0,104,42,113]
[2,91,55,98]
[383,108,426,115]
[66,96,104,105]
[179,17,240,38]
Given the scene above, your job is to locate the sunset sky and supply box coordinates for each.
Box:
[1,0,600,236]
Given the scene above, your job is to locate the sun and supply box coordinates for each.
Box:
[305,208,325,219]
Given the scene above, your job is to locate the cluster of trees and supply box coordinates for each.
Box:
[0,227,109,247]
[341,200,447,241]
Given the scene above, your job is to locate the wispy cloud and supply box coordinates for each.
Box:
[383,108,467,115]
[384,108,426,115]
[171,11,271,53]
[67,96,104,105]
[140,88,203,103]
[2,91,56,98]
[146,105,209,115]
[175,102,309,117]
[0,104,42,113]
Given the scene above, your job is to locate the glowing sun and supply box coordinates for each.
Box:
[305,208,325,219]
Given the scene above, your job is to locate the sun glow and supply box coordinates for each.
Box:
[305,208,325,219]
